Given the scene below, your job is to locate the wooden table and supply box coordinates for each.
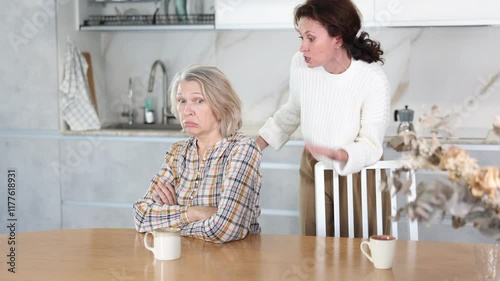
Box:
[0,229,476,280]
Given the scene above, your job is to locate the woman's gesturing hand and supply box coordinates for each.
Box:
[305,142,349,162]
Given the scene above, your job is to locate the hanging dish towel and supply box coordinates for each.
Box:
[60,39,101,131]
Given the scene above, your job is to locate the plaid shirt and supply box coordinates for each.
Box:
[133,132,262,243]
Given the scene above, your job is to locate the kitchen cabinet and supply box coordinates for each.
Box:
[356,0,376,27]
[215,0,303,29]
[76,0,215,31]
[374,0,500,27]
[77,0,374,31]
[74,0,500,31]
[58,134,303,235]
[215,0,500,29]
[215,0,375,29]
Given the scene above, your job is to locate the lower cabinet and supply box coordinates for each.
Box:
[60,137,173,229]
[59,136,304,235]
[4,132,496,243]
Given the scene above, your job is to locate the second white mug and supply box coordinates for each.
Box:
[360,234,396,269]
[144,227,181,261]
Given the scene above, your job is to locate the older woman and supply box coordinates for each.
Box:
[133,65,262,243]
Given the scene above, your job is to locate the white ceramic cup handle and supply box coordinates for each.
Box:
[360,241,373,263]
[144,232,154,253]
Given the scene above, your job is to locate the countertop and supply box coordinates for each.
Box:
[62,125,304,140]
[62,125,500,145]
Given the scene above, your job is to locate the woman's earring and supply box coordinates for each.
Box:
[336,46,340,50]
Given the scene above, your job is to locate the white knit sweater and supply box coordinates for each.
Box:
[259,52,390,175]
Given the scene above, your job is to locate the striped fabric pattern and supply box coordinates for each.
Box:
[133,132,262,243]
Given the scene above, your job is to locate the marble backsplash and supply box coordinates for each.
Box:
[56,7,500,137]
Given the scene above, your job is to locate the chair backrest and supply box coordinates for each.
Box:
[314,160,418,240]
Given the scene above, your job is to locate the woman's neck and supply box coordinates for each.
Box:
[196,133,224,158]
[324,48,352,74]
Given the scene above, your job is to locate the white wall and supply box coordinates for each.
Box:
[0,0,62,232]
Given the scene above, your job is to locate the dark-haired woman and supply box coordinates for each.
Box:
[256,0,391,237]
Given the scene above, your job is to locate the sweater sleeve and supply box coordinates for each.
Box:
[334,67,391,175]
[258,52,302,150]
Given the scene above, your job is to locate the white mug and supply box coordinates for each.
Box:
[144,227,182,261]
[360,235,396,269]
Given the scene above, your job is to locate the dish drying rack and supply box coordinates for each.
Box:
[82,13,215,26]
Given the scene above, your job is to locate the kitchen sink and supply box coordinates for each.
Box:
[103,123,182,131]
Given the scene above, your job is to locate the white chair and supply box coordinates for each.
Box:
[314,160,418,240]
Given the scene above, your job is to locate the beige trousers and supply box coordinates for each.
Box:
[299,148,391,237]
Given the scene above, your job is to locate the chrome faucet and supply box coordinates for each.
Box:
[148,60,170,125]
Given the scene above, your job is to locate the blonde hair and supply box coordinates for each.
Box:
[169,65,242,137]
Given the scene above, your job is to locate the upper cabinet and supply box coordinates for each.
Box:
[355,0,376,27]
[215,0,375,29]
[215,0,302,29]
[215,0,500,29]
[74,0,500,31]
[76,0,215,31]
[374,0,500,27]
